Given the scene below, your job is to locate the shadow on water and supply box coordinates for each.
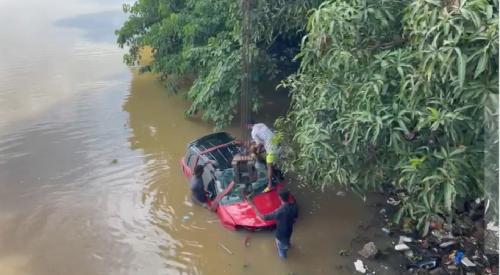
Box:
[53,10,126,43]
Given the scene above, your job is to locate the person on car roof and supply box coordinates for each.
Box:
[246,119,279,192]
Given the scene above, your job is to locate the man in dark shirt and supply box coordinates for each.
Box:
[250,189,298,259]
[190,165,208,207]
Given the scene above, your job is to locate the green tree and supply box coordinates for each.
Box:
[116,0,322,128]
[278,0,498,234]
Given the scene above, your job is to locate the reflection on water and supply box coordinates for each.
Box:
[0,0,398,275]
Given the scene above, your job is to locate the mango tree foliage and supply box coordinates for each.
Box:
[278,0,498,234]
[116,0,322,128]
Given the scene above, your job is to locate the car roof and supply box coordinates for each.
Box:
[188,132,242,170]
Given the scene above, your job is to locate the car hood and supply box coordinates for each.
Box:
[221,190,282,228]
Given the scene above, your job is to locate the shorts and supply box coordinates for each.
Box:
[275,238,289,259]
[266,152,275,164]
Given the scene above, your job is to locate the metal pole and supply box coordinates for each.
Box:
[240,0,251,142]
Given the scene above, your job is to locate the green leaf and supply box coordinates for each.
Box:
[474,50,488,78]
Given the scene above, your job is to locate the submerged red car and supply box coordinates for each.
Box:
[180,132,293,230]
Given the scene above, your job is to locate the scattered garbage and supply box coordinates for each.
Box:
[398,236,412,243]
[461,256,476,267]
[182,215,191,222]
[487,221,499,232]
[354,259,367,273]
[386,197,400,206]
[377,193,496,274]
[404,249,414,258]
[336,191,346,197]
[358,242,378,259]
[394,243,410,251]
[410,258,439,270]
[439,240,456,248]
[454,251,464,265]
[338,249,350,256]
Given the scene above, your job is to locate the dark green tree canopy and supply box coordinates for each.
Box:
[116,0,322,128]
[278,0,498,234]
[117,0,499,234]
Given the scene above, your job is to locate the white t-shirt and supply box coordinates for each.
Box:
[251,123,274,153]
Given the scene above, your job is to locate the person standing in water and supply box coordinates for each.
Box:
[249,189,298,259]
[190,165,208,207]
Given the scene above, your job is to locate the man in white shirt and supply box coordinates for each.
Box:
[247,119,277,191]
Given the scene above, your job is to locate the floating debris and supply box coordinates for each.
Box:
[219,243,233,255]
[354,259,367,273]
[244,235,251,247]
[358,242,378,259]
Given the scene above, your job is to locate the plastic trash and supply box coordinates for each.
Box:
[399,236,413,243]
[354,259,367,273]
[395,244,410,251]
[387,197,401,206]
[439,241,456,248]
[454,251,464,265]
[410,258,439,270]
[461,257,476,267]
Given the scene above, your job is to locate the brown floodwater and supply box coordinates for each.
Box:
[0,1,400,274]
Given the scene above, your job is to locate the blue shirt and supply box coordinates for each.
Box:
[263,202,298,244]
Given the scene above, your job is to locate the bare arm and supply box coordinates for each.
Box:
[248,197,277,220]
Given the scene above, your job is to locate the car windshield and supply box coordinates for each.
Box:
[217,167,269,205]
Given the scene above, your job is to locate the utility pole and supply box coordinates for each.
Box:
[240,0,251,141]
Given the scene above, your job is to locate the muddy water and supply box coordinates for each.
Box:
[0,1,397,275]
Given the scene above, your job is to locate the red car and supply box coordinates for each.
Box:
[180,132,293,230]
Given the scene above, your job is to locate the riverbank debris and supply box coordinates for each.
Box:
[394,243,410,251]
[386,197,400,206]
[218,243,233,255]
[358,242,378,259]
[461,256,476,267]
[338,249,350,256]
[398,236,412,243]
[354,259,367,273]
[381,227,391,235]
